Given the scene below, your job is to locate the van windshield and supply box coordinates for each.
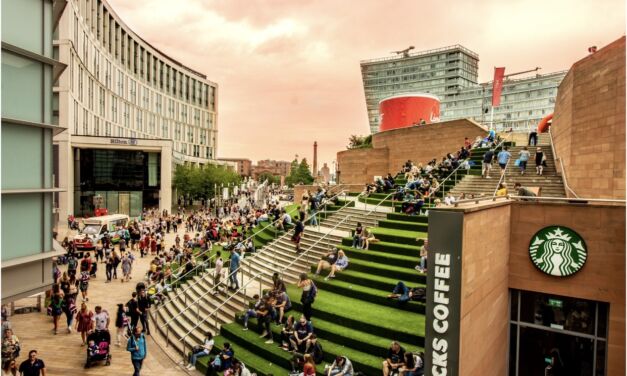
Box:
[82,224,101,235]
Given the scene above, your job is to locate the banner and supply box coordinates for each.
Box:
[492,67,505,107]
[425,210,463,376]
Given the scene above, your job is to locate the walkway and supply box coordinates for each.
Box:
[9,227,189,376]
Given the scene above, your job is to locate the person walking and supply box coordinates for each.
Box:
[111,250,121,280]
[482,149,494,178]
[518,147,530,175]
[127,327,147,376]
[48,285,64,335]
[292,219,304,253]
[121,253,132,283]
[497,146,511,174]
[105,254,113,283]
[528,130,538,146]
[75,303,93,346]
[297,273,316,321]
[18,350,46,376]
[126,292,140,332]
[61,295,76,334]
[137,290,151,335]
[115,304,128,346]
[535,147,546,175]
[228,248,241,291]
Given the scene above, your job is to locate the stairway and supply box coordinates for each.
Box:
[449,144,566,198]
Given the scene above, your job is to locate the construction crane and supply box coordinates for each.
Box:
[391,46,415,58]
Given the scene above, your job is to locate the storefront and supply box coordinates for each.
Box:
[55,135,173,221]
[73,148,161,217]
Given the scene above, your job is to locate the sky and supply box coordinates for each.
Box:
[108,0,624,171]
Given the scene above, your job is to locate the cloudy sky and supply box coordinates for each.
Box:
[108,0,624,170]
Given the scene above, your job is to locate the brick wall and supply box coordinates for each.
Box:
[458,203,511,376]
[551,36,626,199]
[509,202,625,375]
[337,119,487,184]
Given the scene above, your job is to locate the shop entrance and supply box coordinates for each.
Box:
[509,290,608,376]
[118,192,130,216]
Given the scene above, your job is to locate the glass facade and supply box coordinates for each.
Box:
[74,149,160,217]
[1,0,60,301]
[361,45,566,134]
[509,289,608,375]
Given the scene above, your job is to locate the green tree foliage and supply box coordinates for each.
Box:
[347,134,372,149]
[173,164,242,200]
[286,158,314,186]
[257,172,281,186]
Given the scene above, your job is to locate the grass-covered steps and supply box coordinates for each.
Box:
[286,286,424,347]
[340,239,422,256]
[378,218,428,232]
[338,246,417,269]
[368,227,426,246]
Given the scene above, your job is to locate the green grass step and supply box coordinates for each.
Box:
[377,219,428,232]
[338,246,418,268]
[385,213,428,223]
[340,239,423,255]
[311,264,424,291]
[224,319,380,376]
[368,227,426,246]
[237,314,422,360]
[326,256,421,282]
[286,285,423,345]
[307,274,424,314]
[195,334,289,376]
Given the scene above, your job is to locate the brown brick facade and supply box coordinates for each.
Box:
[551,36,626,199]
[337,119,487,184]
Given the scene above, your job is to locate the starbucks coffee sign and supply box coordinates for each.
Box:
[529,226,587,277]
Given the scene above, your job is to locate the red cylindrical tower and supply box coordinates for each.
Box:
[378,93,441,132]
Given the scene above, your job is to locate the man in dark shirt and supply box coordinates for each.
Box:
[482,149,495,178]
[137,290,151,335]
[19,350,46,376]
[383,341,405,376]
[290,316,313,353]
[126,292,140,331]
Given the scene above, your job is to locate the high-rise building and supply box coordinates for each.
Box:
[361,45,566,133]
[1,0,66,302]
[361,45,480,134]
[53,0,219,219]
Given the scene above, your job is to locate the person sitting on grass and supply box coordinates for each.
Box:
[387,281,426,305]
[186,332,214,371]
[400,351,424,376]
[272,272,287,294]
[383,342,406,376]
[272,290,292,325]
[361,228,379,250]
[327,356,354,376]
[290,315,313,353]
[279,316,296,351]
[351,223,363,248]
[315,250,348,280]
[224,359,252,376]
[206,342,234,376]
[290,333,324,373]
[241,294,262,331]
[314,248,339,276]
[257,296,275,344]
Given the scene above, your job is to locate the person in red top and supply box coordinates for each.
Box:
[464,137,472,150]
[302,354,316,376]
[150,236,157,255]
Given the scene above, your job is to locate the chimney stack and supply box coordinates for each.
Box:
[313,141,318,178]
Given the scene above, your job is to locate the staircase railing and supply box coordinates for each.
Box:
[490,133,515,198]
[171,208,360,361]
[548,128,578,198]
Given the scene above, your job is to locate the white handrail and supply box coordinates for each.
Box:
[548,128,579,198]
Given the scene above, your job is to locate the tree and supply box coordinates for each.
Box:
[173,163,242,202]
[258,172,280,186]
[347,134,372,149]
[286,158,314,186]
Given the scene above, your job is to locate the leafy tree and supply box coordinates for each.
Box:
[286,158,314,186]
[347,134,372,149]
[258,172,280,185]
[173,163,242,202]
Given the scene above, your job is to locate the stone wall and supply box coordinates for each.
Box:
[337,119,487,185]
[551,36,626,199]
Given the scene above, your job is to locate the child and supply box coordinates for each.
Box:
[88,340,99,357]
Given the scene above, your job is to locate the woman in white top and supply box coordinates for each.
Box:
[187,332,214,370]
[326,250,349,280]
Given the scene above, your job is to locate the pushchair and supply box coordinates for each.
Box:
[84,330,112,368]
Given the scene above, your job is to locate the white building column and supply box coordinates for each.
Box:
[160,143,172,213]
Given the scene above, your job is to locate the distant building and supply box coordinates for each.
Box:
[361,44,566,133]
[319,163,331,184]
[252,159,291,179]
[218,158,252,177]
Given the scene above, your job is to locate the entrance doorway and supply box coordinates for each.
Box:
[509,289,608,375]
[119,192,130,216]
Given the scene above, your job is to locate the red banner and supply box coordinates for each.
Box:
[492,67,505,107]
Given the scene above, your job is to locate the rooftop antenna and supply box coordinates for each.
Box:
[391,46,415,58]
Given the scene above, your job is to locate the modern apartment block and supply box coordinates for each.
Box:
[1,0,67,302]
[54,0,219,218]
[361,45,566,133]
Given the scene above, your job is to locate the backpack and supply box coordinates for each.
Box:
[308,282,318,302]
[80,271,90,283]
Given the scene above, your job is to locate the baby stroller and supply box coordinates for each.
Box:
[84,330,112,368]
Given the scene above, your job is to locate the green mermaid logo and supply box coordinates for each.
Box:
[529,226,587,277]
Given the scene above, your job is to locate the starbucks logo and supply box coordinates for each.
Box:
[529,226,587,277]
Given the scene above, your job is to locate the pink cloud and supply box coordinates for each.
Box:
[107,0,625,169]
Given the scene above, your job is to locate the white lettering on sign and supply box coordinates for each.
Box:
[432,252,451,376]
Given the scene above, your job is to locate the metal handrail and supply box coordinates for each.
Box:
[156,214,287,327]
[159,189,348,331]
[173,206,362,360]
[452,195,625,207]
[548,128,579,198]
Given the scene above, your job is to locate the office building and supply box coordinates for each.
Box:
[218,158,252,177]
[252,159,292,179]
[361,45,566,133]
[54,0,219,218]
[1,0,67,302]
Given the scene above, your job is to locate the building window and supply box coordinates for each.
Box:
[74,100,79,134]
[105,121,111,136]
[94,116,100,136]
[78,67,84,102]
[83,109,88,134]
[123,103,129,127]
[130,80,136,103]
[136,110,143,131]
[88,79,94,110]
[111,96,117,123]
[99,87,105,116]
